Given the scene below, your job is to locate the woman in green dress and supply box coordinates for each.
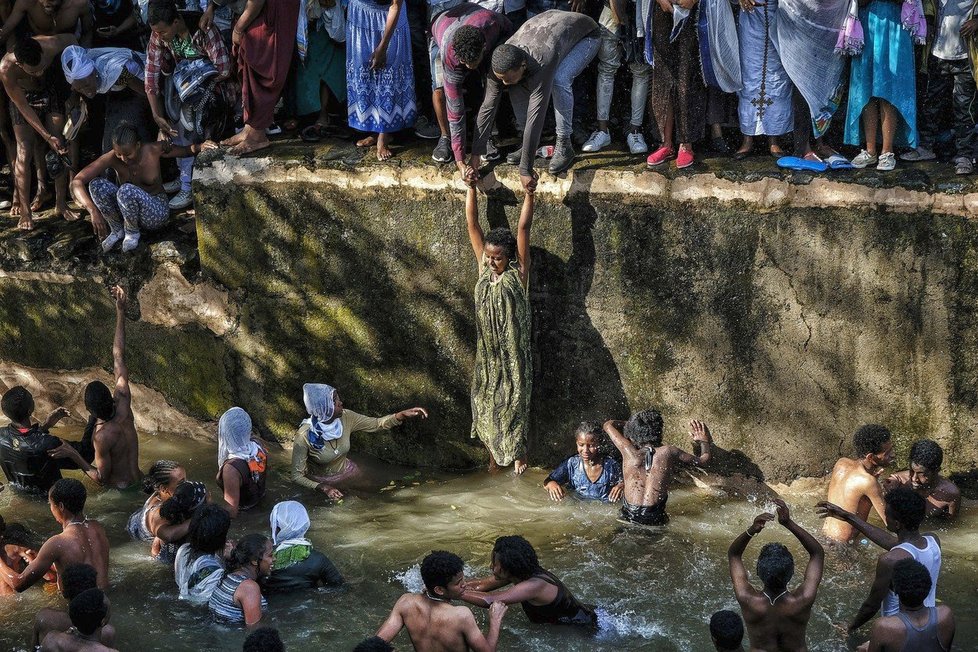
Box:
[465,185,535,474]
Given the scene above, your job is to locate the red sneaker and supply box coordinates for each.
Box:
[646,146,675,167]
[676,146,695,169]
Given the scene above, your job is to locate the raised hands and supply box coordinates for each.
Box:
[689,420,712,442]
[748,512,775,537]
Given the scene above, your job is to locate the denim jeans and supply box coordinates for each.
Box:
[553,36,600,138]
[596,19,650,126]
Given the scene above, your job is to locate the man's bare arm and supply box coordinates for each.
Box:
[850,554,896,632]
[374,596,407,642]
[110,286,131,399]
[0,538,58,592]
[0,0,27,44]
[464,602,508,652]
[864,476,889,528]
[816,501,897,550]
[776,499,823,603]
[673,420,713,466]
[728,513,773,602]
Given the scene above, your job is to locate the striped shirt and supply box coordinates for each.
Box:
[208,571,268,624]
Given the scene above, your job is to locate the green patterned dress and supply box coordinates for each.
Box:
[470,260,532,466]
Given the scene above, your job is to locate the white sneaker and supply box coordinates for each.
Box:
[121,230,140,252]
[169,189,193,210]
[626,131,649,154]
[266,123,282,136]
[876,151,896,171]
[851,150,878,169]
[101,225,124,253]
[899,146,936,162]
[581,130,611,153]
[163,179,181,194]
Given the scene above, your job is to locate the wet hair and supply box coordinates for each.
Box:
[68,588,107,636]
[709,610,744,649]
[1,385,34,422]
[574,421,604,440]
[624,409,664,446]
[4,523,40,550]
[909,439,943,472]
[13,37,42,67]
[50,478,87,515]
[420,550,464,593]
[491,43,525,74]
[84,381,114,421]
[492,535,540,580]
[853,424,891,458]
[143,459,182,495]
[756,543,794,592]
[243,627,284,652]
[484,227,517,261]
[452,26,485,66]
[885,487,926,531]
[147,0,179,25]
[112,121,141,147]
[61,563,99,601]
[891,558,932,608]
[353,637,395,652]
[227,533,269,573]
[188,504,231,554]
[160,483,198,524]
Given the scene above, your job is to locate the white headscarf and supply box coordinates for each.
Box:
[270,500,312,552]
[61,46,146,95]
[217,407,261,468]
[174,543,224,604]
[301,383,343,449]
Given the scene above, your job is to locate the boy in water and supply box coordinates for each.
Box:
[865,558,954,652]
[32,564,116,648]
[40,588,117,652]
[544,422,623,502]
[603,411,713,526]
[728,499,824,652]
[883,439,960,521]
[710,609,745,651]
[822,424,894,542]
[376,550,507,652]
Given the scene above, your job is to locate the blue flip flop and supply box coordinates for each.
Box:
[776,156,828,173]
[825,153,855,170]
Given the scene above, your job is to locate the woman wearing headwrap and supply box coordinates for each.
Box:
[216,406,268,517]
[264,501,344,592]
[290,383,428,499]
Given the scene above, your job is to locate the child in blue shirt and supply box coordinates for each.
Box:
[544,422,624,502]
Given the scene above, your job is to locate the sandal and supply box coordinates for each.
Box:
[300,123,330,143]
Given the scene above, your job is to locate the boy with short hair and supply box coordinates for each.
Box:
[40,588,117,652]
[822,424,894,542]
[32,564,116,648]
[866,558,955,651]
[709,609,744,651]
[603,411,713,526]
[884,439,961,520]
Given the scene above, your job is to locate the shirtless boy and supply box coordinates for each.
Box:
[51,286,140,490]
[883,439,960,521]
[32,563,116,649]
[822,424,894,542]
[376,550,507,652]
[603,411,712,526]
[0,478,110,591]
[728,499,824,652]
[40,588,117,652]
[0,0,93,45]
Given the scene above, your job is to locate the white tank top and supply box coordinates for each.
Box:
[882,535,941,616]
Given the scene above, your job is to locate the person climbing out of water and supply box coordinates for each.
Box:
[461,535,596,630]
[0,479,110,592]
[465,184,534,475]
[865,558,955,652]
[32,564,116,649]
[376,550,508,651]
[208,533,273,626]
[883,439,961,521]
[728,499,824,652]
[817,487,942,636]
[354,637,394,652]
[821,424,894,543]
[216,407,268,517]
[0,385,89,495]
[603,412,713,526]
[174,504,231,604]
[152,480,209,562]
[49,286,142,491]
[290,383,428,500]
[39,588,118,652]
[543,421,623,502]
[265,500,344,593]
[709,609,744,651]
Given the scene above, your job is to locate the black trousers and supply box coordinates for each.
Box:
[919,55,978,158]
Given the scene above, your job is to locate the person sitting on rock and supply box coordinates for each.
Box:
[31,563,116,649]
[821,424,894,543]
[39,588,118,652]
[70,122,213,252]
[884,439,961,521]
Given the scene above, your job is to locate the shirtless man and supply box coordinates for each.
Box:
[0,34,78,229]
[883,439,960,521]
[728,499,825,652]
[40,588,117,652]
[376,550,507,652]
[603,411,712,526]
[51,286,140,489]
[822,424,894,543]
[32,563,116,649]
[0,0,93,45]
[0,478,110,591]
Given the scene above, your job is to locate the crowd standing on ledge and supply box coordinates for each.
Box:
[0,0,974,236]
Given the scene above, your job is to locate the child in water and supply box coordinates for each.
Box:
[544,422,624,502]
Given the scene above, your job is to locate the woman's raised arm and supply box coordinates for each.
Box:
[466,186,485,264]
[517,191,534,286]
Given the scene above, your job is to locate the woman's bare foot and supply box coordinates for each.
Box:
[376,133,393,161]
[229,133,271,156]
[221,130,247,147]
[487,456,500,474]
[770,144,784,157]
[357,135,377,148]
[513,458,528,475]
[30,185,50,212]
[57,204,82,221]
[10,202,20,217]
[17,214,33,230]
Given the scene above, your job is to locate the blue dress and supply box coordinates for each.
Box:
[346,0,417,133]
[844,0,918,148]
[545,455,622,501]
